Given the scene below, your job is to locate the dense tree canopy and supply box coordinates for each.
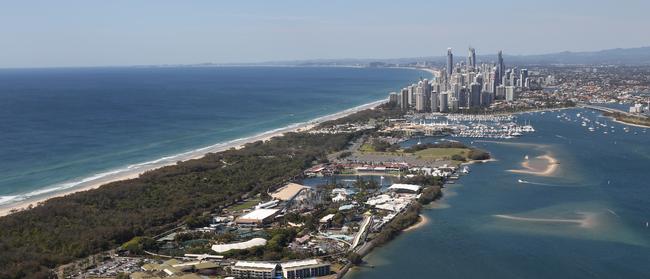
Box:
[0,131,356,278]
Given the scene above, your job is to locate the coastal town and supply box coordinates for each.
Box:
[59,108,488,278]
[5,48,650,279]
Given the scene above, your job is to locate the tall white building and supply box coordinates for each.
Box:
[505,86,516,101]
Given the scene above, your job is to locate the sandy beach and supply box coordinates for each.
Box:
[508,154,559,177]
[403,214,429,232]
[0,99,388,217]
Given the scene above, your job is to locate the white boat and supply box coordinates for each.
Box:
[524,155,529,160]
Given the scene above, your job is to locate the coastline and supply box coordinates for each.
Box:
[403,214,429,232]
[0,99,390,217]
[608,116,650,129]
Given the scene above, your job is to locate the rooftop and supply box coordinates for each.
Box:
[233,260,278,270]
[271,183,309,201]
[237,208,279,221]
[211,238,267,253]
[282,259,323,269]
[388,183,422,192]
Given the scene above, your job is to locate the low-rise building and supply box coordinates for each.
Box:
[281,259,331,279]
[271,183,310,201]
[230,259,330,279]
[235,209,279,226]
[231,261,280,279]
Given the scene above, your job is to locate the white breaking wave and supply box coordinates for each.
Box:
[0,99,388,208]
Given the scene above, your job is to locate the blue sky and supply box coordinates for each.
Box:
[1,0,649,68]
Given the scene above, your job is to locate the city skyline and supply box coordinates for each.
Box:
[1,0,650,68]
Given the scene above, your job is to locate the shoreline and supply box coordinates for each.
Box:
[403,214,429,232]
[0,99,390,217]
[507,154,559,177]
[607,116,650,129]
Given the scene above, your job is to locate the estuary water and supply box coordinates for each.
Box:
[347,108,650,278]
[0,66,425,207]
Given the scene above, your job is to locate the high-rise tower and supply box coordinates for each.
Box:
[497,50,505,85]
[468,47,476,71]
[447,48,454,78]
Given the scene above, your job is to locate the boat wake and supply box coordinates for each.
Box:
[517,179,571,187]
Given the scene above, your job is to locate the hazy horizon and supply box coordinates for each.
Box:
[2,0,649,68]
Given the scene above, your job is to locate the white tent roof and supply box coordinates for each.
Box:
[233,260,277,269]
[212,238,267,253]
[388,183,422,192]
[238,209,279,221]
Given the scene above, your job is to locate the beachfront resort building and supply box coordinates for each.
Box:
[230,259,331,279]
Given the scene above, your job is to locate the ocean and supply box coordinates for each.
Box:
[346,108,650,278]
[0,66,426,207]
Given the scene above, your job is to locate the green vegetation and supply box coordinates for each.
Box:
[0,129,360,278]
[404,142,490,162]
[604,111,650,127]
[418,186,443,205]
[337,151,353,159]
[317,103,402,128]
[358,140,490,164]
[222,228,308,261]
[227,198,262,212]
[353,177,380,191]
[372,203,422,246]
[347,252,363,265]
[120,237,156,255]
[413,147,468,160]
[467,149,491,160]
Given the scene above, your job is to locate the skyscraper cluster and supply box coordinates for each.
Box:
[390,47,531,113]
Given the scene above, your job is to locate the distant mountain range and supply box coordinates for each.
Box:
[244,46,650,66]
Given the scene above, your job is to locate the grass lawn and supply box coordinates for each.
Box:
[359,143,376,152]
[228,198,261,212]
[413,148,469,160]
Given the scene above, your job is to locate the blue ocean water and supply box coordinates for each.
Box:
[346,109,650,278]
[0,66,426,205]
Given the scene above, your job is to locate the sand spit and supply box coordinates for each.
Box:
[403,214,429,232]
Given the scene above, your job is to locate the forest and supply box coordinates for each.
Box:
[0,104,401,279]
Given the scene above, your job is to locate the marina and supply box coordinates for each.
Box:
[387,114,536,139]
